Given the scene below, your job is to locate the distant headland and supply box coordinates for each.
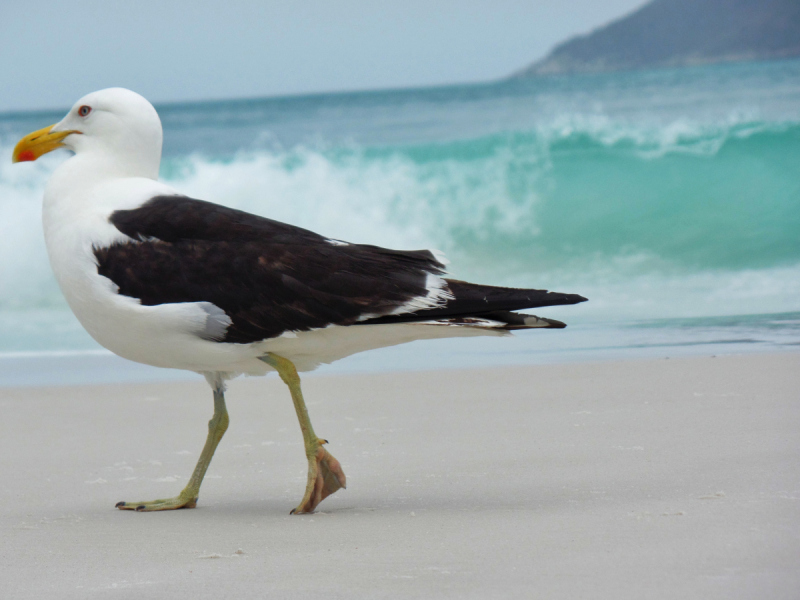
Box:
[515,0,800,77]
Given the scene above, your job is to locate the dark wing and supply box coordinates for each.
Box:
[96,195,587,344]
[95,196,448,343]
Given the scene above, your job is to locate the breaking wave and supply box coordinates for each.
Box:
[1,114,799,323]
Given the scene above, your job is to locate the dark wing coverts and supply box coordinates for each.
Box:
[95,196,587,344]
[96,196,447,343]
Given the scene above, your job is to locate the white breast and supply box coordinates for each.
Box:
[41,173,266,373]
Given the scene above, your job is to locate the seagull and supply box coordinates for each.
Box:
[12,88,586,514]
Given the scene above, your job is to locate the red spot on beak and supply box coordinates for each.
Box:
[17,150,36,162]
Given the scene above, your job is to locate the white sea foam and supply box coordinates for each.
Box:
[0,149,67,309]
[167,149,437,250]
[537,111,786,158]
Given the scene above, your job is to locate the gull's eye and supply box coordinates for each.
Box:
[78,105,92,117]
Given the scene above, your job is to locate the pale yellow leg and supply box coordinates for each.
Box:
[260,353,346,513]
[117,379,229,512]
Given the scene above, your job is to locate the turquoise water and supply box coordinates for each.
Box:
[1,59,799,385]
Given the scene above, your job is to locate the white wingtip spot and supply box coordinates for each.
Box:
[523,315,551,328]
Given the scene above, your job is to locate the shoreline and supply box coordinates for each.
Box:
[1,343,797,389]
[2,313,799,387]
[2,353,798,598]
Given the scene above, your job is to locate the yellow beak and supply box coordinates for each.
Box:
[12,124,80,163]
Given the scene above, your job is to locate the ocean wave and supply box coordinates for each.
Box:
[1,115,798,320]
[538,114,798,158]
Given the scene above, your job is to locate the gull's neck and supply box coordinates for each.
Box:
[46,149,160,204]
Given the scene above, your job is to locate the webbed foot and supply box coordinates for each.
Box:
[292,439,346,514]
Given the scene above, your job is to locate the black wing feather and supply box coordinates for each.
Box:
[95,195,587,344]
[358,280,586,326]
[95,196,446,343]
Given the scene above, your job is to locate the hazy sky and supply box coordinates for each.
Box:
[1,0,647,113]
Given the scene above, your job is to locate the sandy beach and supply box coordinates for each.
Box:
[1,353,798,599]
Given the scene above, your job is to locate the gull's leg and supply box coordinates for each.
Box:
[116,374,229,512]
[259,353,346,514]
